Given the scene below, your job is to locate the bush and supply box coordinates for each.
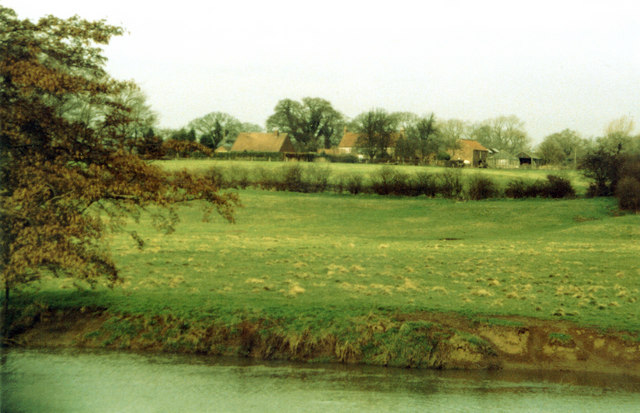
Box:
[206,167,228,189]
[504,178,552,199]
[411,171,438,197]
[616,177,640,211]
[162,139,213,158]
[505,179,529,199]
[322,154,360,163]
[542,175,575,198]
[225,165,252,189]
[438,170,463,198]
[467,175,499,200]
[342,173,364,195]
[254,166,278,190]
[303,165,332,193]
[371,166,411,195]
[280,164,304,192]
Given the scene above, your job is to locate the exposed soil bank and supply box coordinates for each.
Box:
[8,307,640,376]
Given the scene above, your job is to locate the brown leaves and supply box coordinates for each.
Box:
[0,6,237,293]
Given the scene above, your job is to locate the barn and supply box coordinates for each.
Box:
[448,139,489,167]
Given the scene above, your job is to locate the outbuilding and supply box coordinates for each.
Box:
[448,139,489,167]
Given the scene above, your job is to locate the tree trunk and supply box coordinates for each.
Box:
[1,283,8,343]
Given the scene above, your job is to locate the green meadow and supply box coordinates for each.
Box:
[157,159,591,195]
[29,185,639,333]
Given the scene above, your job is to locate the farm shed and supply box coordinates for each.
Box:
[448,139,489,167]
[487,150,520,168]
[517,152,542,168]
[230,131,295,153]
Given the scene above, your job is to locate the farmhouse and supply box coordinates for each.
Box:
[448,139,489,167]
[337,132,360,154]
[230,131,295,153]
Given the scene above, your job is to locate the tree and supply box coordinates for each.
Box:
[437,119,469,149]
[170,127,196,142]
[188,112,242,149]
[406,113,439,158]
[352,109,399,160]
[266,97,344,151]
[537,129,585,166]
[600,115,636,155]
[470,115,531,155]
[580,143,624,196]
[0,7,237,327]
[239,122,264,134]
[394,113,440,162]
[137,128,165,159]
[537,138,565,165]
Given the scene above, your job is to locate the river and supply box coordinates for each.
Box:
[2,348,640,412]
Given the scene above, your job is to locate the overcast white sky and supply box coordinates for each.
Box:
[5,0,639,142]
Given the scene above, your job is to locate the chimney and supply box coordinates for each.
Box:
[274,128,279,137]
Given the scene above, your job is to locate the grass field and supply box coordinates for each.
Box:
[27,189,639,333]
[156,159,591,195]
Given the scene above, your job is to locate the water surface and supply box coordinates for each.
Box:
[2,348,640,412]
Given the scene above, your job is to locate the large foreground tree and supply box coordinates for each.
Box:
[0,7,237,323]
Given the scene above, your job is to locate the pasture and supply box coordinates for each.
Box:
[31,188,640,333]
[156,159,591,196]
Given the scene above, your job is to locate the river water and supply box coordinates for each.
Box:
[2,348,640,412]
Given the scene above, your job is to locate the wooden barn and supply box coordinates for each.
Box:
[230,131,295,153]
[487,150,520,168]
[448,139,489,167]
[517,152,542,168]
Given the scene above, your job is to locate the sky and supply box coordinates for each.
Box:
[4,0,639,143]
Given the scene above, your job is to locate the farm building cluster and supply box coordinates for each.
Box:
[228,131,540,168]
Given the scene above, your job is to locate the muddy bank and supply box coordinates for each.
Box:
[9,307,640,376]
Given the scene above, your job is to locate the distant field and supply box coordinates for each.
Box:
[155,159,590,195]
[32,190,640,332]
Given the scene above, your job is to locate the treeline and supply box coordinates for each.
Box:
[202,163,576,200]
[112,86,639,168]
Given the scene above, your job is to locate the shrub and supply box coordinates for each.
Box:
[467,175,499,200]
[371,166,411,195]
[206,167,228,189]
[542,175,575,198]
[322,154,360,163]
[505,179,545,198]
[280,163,304,192]
[254,166,278,190]
[621,155,640,182]
[225,165,252,189]
[344,174,364,195]
[162,139,213,158]
[616,177,640,211]
[411,171,438,197]
[303,165,332,193]
[505,179,529,198]
[438,169,463,198]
